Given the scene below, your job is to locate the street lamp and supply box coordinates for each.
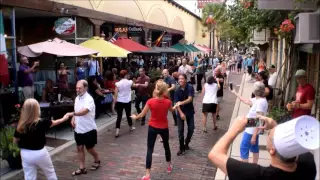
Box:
[206,12,215,56]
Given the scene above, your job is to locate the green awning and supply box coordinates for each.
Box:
[170,43,192,52]
[186,44,200,52]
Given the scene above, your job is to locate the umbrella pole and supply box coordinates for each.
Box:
[99,57,103,75]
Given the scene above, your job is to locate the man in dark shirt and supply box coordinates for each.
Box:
[19,56,39,99]
[208,115,317,180]
[133,68,150,125]
[174,74,195,156]
[162,69,177,126]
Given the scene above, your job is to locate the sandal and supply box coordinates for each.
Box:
[213,126,218,130]
[90,160,100,171]
[71,168,87,176]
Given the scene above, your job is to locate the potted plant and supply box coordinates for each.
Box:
[268,106,291,123]
[0,104,22,169]
[0,125,22,169]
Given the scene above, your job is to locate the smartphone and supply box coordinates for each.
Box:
[229,82,233,91]
[246,118,260,127]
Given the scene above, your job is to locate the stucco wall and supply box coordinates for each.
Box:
[51,0,209,46]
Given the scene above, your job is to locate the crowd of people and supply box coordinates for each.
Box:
[13,51,318,180]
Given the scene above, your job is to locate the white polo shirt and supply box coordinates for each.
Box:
[74,92,97,134]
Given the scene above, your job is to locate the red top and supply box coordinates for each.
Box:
[147,98,172,129]
[104,80,118,90]
[292,83,315,118]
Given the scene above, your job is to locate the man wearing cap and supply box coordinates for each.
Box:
[268,65,278,88]
[208,115,318,180]
[287,69,315,118]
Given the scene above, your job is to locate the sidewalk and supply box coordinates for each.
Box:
[215,73,320,180]
[4,72,242,180]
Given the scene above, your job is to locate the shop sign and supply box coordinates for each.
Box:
[53,18,76,35]
[128,27,143,32]
[163,34,172,41]
[115,27,128,33]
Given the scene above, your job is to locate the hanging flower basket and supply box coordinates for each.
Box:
[277,19,295,39]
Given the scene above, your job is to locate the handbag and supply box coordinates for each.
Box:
[101,93,113,104]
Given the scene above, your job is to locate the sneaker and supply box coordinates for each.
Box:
[177,149,185,156]
[185,144,190,150]
[167,164,173,173]
[130,126,136,131]
[141,176,150,180]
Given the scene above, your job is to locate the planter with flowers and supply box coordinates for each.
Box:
[0,104,22,169]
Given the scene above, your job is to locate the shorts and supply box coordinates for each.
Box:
[247,66,253,75]
[217,97,223,104]
[74,129,97,149]
[240,132,259,159]
[237,63,242,69]
[202,103,217,113]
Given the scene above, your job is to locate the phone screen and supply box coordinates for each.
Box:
[229,82,233,91]
[246,118,259,127]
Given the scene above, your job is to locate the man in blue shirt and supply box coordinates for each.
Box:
[194,55,200,67]
[246,55,254,76]
[174,74,195,156]
[162,69,177,126]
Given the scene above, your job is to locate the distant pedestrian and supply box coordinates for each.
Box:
[14,98,71,180]
[213,67,224,120]
[162,69,177,126]
[201,76,220,132]
[236,55,242,74]
[178,59,193,82]
[70,80,100,176]
[131,80,177,180]
[174,74,195,156]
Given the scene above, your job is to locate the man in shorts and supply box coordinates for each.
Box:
[69,80,100,176]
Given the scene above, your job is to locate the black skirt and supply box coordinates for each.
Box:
[202,103,217,113]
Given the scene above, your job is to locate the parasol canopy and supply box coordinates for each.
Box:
[113,38,149,52]
[194,44,210,53]
[149,46,182,53]
[170,43,192,52]
[17,38,98,57]
[80,36,131,57]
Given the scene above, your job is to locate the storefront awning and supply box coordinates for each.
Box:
[194,44,210,52]
[80,37,131,57]
[170,43,192,52]
[18,38,98,57]
[113,38,150,52]
[186,44,200,52]
[149,47,182,53]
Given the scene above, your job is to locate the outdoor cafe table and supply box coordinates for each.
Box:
[40,101,74,139]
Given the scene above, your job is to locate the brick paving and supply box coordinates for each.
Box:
[35,72,242,180]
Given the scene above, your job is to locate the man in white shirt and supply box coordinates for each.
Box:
[88,58,100,77]
[178,59,193,82]
[268,65,278,88]
[68,80,100,176]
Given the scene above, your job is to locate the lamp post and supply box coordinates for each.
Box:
[206,13,215,56]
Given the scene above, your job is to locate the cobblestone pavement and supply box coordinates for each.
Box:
[36,72,242,180]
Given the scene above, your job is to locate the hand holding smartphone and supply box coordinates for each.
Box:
[246,118,260,127]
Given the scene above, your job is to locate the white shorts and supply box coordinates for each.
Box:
[22,86,34,100]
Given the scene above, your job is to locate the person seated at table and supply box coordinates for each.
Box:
[42,79,56,102]
[104,70,118,114]
[58,62,71,96]
[88,76,112,119]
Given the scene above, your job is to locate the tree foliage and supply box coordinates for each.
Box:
[201,0,301,44]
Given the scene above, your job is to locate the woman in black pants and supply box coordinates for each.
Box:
[114,70,135,137]
[131,80,177,180]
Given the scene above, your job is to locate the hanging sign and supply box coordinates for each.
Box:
[53,18,76,35]
[114,26,128,33]
[128,26,143,32]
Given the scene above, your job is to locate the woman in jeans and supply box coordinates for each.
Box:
[13,98,71,180]
[114,70,135,137]
[131,80,177,180]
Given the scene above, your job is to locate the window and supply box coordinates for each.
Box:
[76,17,93,38]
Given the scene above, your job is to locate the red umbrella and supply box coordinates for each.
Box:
[113,38,150,52]
[0,54,9,87]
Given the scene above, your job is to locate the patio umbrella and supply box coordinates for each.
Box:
[113,38,149,52]
[80,36,131,57]
[17,38,98,57]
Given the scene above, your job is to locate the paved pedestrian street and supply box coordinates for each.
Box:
[36,73,242,180]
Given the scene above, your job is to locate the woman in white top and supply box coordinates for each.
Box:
[201,76,220,132]
[231,81,268,164]
[114,70,135,137]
